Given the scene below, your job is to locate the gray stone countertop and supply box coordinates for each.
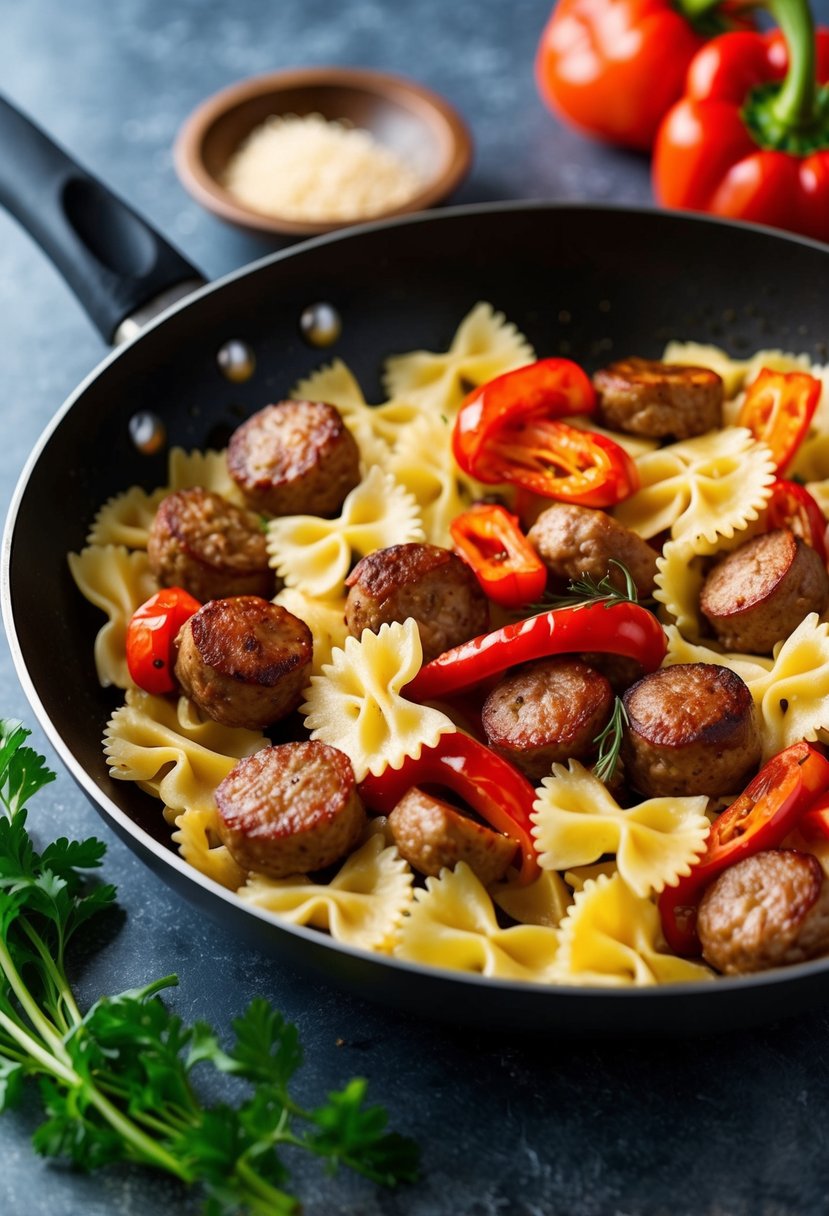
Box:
[2,1,829,1213]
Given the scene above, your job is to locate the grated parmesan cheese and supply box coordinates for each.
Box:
[222,112,422,223]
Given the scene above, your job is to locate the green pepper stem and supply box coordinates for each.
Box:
[767,0,818,129]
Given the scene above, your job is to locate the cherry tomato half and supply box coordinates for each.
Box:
[126,587,202,695]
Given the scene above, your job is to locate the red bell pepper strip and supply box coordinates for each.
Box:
[449,503,548,608]
[452,359,638,509]
[658,741,829,955]
[359,733,540,884]
[737,368,821,473]
[126,587,202,695]
[799,794,829,840]
[766,478,828,564]
[406,600,667,702]
[653,3,829,242]
[535,0,752,152]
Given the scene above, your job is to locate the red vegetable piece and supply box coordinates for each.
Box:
[766,478,828,564]
[126,587,202,695]
[738,369,820,473]
[449,503,547,608]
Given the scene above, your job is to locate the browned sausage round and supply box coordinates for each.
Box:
[697,849,829,974]
[345,542,489,662]
[621,662,761,798]
[215,741,365,878]
[388,787,517,885]
[527,502,658,599]
[593,357,723,439]
[227,399,360,517]
[481,657,614,781]
[175,596,312,730]
[700,529,829,655]
[147,487,274,602]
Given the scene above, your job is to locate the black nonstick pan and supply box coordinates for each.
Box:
[4,93,829,1035]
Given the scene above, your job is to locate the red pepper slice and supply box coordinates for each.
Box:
[359,733,540,884]
[406,600,667,702]
[737,368,821,473]
[449,504,547,608]
[658,741,829,955]
[799,797,829,841]
[766,478,828,564]
[126,587,202,695]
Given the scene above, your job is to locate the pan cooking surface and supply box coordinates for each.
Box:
[7,203,829,1032]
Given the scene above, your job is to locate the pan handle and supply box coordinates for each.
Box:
[0,93,205,344]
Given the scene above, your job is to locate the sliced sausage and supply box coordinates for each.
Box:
[593,357,723,439]
[700,529,829,655]
[698,849,829,974]
[175,595,312,730]
[388,787,517,885]
[621,662,761,798]
[227,399,360,517]
[147,487,274,602]
[527,502,658,599]
[345,542,489,662]
[481,657,614,781]
[215,741,365,878]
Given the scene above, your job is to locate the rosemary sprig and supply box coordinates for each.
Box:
[530,559,640,613]
[592,696,629,785]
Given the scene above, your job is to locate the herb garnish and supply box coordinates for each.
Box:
[0,720,418,1213]
[592,696,629,785]
[532,558,641,612]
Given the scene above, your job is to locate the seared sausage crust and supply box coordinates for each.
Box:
[621,662,761,798]
[147,487,274,602]
[594,357,723,439]
[215,742,365,878]
[481,658,614,780]
[527,502,658,599]
[698,849,829,974]
[175,596,312,730]
[388,787,517,885]
[345,543,489,662]
[227,399,360,517]
[700,529,829,655]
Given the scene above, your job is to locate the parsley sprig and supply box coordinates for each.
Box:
[0,720,418,1213]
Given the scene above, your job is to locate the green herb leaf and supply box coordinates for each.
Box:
[592,696,629,785]
[531,559,641,612]
[309,1077,421,1185]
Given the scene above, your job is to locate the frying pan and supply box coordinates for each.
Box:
[3,93,829,1035]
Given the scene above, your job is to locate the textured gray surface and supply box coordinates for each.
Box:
[3,1,829,1213]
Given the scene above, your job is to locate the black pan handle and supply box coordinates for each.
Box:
[0,93,205,344]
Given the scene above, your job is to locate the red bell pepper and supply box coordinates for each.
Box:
[737,367,821,472]
[452,359,639,509]
[359,733,540,884]
[653,2,829,242]
[405,600,667,702]
[659,741,829,955]
[766,478,828,564]
[449,504,548,608]
[799,793,829,840]
[535,0,753,152]
[126,587,202,695]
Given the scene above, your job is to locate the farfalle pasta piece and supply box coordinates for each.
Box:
[663,625,773,687]
[238,832,413,953]
[166,446,243,503]
[490,867,572,928]
[394,862,560,981]
[104,689,266,815]
[301,618,456,781]
[613,427,775,545]
[171,805,248,891]
[382,301,535,415]
[273,587,349,674]
[266,465,424,598]
[555,874,714,986]
[87,485,168,549]
[67,544,158,687]
[532,761,710,898]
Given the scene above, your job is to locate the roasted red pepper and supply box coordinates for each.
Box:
[798,792,829,839]
[738,368,821,472]
[359,733,540,884]
[659,741,829,955]
[450,504,548,608]
[406,600,667,702]
[452,359,638,509]
[536,0,742,151]
[126,587,201,695]
[766,478,828,564]
[653,3,829,242]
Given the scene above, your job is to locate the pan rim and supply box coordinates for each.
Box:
[6,198,829,1014]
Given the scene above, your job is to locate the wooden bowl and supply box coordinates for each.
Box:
[174,66,473,237]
